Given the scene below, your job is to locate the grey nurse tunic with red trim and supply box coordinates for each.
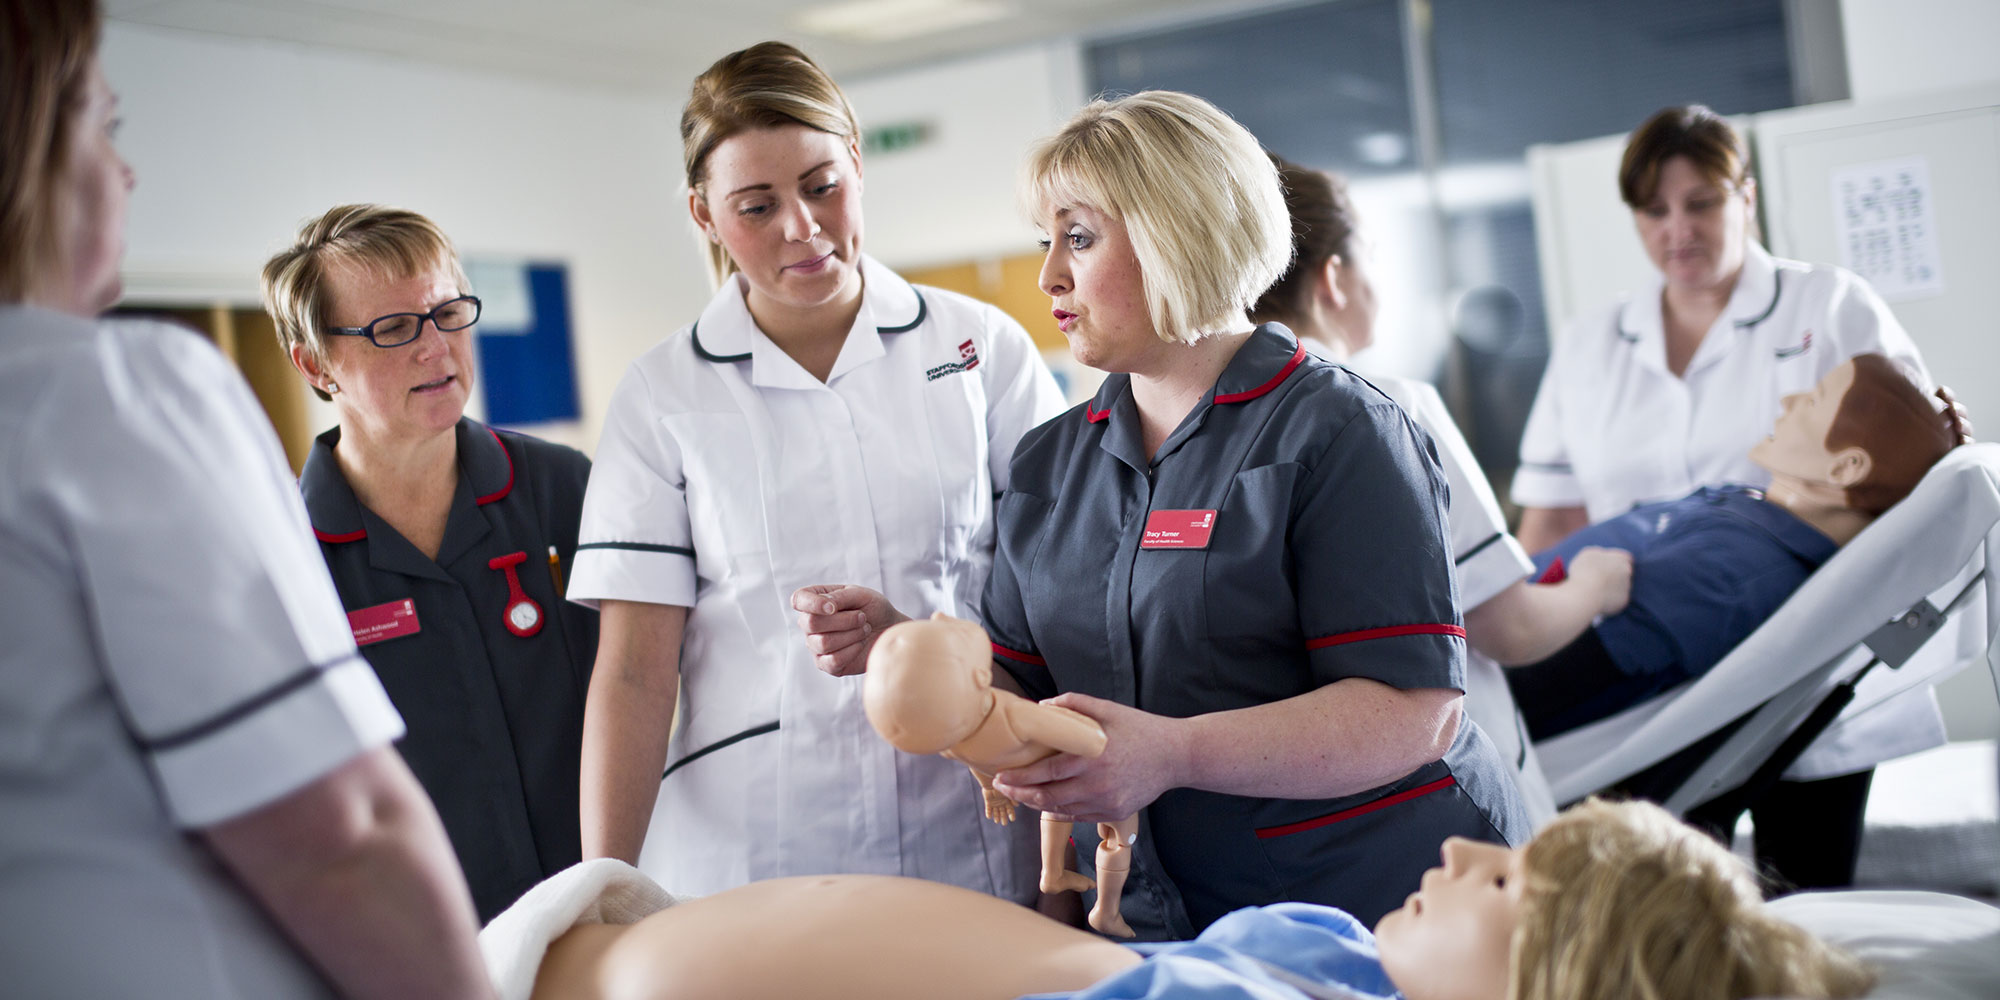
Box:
[984,325,1530,939]
[301,417,598,922]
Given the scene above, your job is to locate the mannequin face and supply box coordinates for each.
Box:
[690,124,864,321]
[1374,838,1518,1000]
[1632,155,1754,294]
[1749,359,1868,486]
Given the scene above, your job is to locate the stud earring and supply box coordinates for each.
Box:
[707,229,721,244]
[325,380,340,394]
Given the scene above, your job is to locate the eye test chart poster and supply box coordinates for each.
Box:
[1832,156,1945,303]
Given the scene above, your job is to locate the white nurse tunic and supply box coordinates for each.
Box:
[1514,243,1927,523]
[0,309,405,998]
[569,255,1066,900]
[1512,243,1943,778]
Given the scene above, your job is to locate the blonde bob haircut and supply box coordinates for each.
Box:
[261,203,469,402]
[1511,799,1874,1000]
[681,41,860,289]
[1020,90,1289,345]
[0,0,101,302]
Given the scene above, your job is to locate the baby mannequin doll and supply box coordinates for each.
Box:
[1497,353,1969,739]
[863,612,1140,937]
[514,798,1874,1000]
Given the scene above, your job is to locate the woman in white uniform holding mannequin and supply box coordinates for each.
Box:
[1510,104,1933,887]
[568,41,1065,903]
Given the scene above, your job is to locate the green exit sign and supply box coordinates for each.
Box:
[864,121,933,156]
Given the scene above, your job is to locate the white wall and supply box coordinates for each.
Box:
[102,22,703,453]
[841,42,1087,271]
[1842,0,2000,102]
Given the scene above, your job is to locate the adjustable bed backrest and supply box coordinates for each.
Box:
[1538,443,2000,808]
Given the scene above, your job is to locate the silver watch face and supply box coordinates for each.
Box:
[510,601,540,631]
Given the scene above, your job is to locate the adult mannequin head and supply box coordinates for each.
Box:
[1021,90,1288,370]
[1619,105,1758,297]
[1,0,133,316]
[1375,798,1873,1000]
[1748,354,1966,535]
[681,41,865,330]
[1249,153,1376,358]
[263,205,476,451]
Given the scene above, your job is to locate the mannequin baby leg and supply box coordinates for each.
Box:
[1040,812,1094,894]
[1089,816,1139,938]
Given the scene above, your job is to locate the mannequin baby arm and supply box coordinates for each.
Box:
[1001,694,1109,759]
[1465,546,1633,666]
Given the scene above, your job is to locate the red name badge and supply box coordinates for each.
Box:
[348,598,421,646]
[1142,509,1217,549]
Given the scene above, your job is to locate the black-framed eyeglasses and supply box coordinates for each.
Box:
[326,295,481,348]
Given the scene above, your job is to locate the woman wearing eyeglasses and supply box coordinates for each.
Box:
[263,203,600,922]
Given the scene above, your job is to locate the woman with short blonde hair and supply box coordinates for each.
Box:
[802,90,1528,940]
[261,204,469,401]
[1019,90,1289,345]
[263,202,601,923]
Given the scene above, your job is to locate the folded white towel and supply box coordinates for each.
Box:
[479,859,683,1000]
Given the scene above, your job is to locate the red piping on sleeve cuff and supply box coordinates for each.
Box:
[991,642,1047,667]
[1306,623,1467,650]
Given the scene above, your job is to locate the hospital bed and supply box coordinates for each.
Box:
[479,860,2000,1000]
[1531,442,2000,819]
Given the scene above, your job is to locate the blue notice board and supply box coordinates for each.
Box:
[469,260,580,425]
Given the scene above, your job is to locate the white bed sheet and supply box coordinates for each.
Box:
[1768,890,2000,1000]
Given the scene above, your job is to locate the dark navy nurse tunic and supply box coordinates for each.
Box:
[301,417,598,922]
[985,324,1529,940]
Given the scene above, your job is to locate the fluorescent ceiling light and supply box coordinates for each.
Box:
[791,0,1014,43]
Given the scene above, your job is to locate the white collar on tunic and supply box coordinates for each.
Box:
[1614,242,1782,376]
[687,253,927,389]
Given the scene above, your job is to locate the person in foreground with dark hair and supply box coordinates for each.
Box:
[0,0,492,994]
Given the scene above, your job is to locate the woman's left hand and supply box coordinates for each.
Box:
[993,693,1187,823]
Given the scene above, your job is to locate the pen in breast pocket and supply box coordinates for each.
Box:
[546,545,564,597]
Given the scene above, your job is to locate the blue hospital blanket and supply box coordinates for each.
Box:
[1020,903,1402,999]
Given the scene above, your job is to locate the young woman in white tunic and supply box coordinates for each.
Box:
[568,42,1065,902]
[1509,105,1935,886]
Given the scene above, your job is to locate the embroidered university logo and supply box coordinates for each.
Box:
[926,338,982,381]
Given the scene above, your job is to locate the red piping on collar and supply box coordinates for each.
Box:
[474,426,514,505]
[1085,402,1111,423]
[1214,342,1306,405]
[315,527,366,543]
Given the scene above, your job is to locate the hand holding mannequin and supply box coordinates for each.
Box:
[864,613,1140,937]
